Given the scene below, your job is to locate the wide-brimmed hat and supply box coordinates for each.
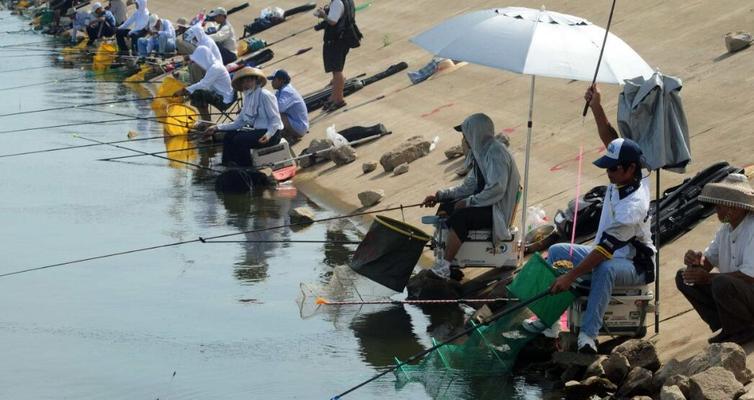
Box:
[699,173,754,212]
[232,67,267,89]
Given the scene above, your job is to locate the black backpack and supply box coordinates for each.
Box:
[554,185,607,242]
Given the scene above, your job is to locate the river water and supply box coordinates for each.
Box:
[0,12,550,400]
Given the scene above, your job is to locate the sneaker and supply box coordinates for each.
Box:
[522,318,561,338]
[577,332,598,354]
[430,259,451,280]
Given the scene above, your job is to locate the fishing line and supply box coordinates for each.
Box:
[0,133,191,159]
[97,143,222,161]
[0,203,423,279]
[0,94,178,117]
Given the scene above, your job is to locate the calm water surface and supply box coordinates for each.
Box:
[0,12,549,400]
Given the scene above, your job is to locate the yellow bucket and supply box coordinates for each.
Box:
[92,42,117,72]
[164,104,199,136]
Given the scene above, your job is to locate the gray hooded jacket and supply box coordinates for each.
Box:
[437,113,521,243]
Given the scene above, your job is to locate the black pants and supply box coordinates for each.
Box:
[116,28,147,53]
[87,22,115,45]
[222,129,282,167]
[219,46,238,65]
[675,268,754,334]
[438,201,492,241]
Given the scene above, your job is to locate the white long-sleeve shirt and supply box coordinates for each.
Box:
[118,0,149,31]
[186,46,234,104]
[209,22,237,54]
[218,87,283,139]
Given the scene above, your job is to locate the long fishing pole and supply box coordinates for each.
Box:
[0,133,191,159]
[581,0,617,117]
[201,239,363,245]
[259,46,312,68]
[0,94,179,118]
[98,143,222,161]
[0,78,159,91]
[329,290,551,400]
[314,297,518,306]
[0,203,423,279]
[76,135,220,172]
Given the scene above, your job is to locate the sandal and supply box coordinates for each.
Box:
[326,101,347,112]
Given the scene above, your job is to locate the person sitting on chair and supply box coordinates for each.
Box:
[115,0,149,55]
[206,7,237,65]
[173,45,235,123]
[269,69,309,145]
[136,14,175,58]
[676,173,754,345]
[203,67,284,167]
[421,113,521,281]
[86,2,116,46]
[544,85,655,353]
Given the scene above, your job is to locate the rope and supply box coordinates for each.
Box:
[0,203,423,279]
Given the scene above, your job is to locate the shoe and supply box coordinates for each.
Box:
[522,318,561,338]
[429,259,451,280]
[577,332,598,354]
[327,101,347,112]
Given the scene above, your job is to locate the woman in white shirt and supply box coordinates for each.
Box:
[204,67,284,167]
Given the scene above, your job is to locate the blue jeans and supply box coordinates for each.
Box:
[137,35,176,57]
[547,243,645,338]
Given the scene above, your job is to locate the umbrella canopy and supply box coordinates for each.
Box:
[411,7,653,83]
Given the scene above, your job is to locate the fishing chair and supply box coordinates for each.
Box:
[213,96,241,125]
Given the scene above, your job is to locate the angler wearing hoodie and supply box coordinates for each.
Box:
[115,0,149,54]
[179,24,225,84]
[174,46,235,123]
[203,67,284,167]
[422,113,521,280]
[137,14,176,57]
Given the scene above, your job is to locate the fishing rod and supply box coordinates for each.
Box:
[0,65,54,73]
[0,133,191,159]
[314,297,518,306]
[581,0,617,117]
[76,135,220,172]
[328,290,551,400]
[0,203,423,278]
[0,78,159,91]
[0,94,179,118]
[259,46,312,68]
[200,239,363,245]
[97,143,222,161]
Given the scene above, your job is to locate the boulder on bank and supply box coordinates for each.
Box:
[299,138,334,168]
[444,145,464,159]
[393,162,409,176]
[611,339,661,372]
[688,366,745,400]
[362,162,377,173]
[563,376,617,400]
[616,367,653,398]
[357,190,384,207]
[379,136,431,172]
[661,385,687,400]
[289,207,316,224]
[330,145,357,165]
[603,353,631,386]
[685,342,753,385]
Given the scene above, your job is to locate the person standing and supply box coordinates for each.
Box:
[314,0,362,112]
[115,0,149,54]
[676,173,754,345]
[206,7,237,65]
[86,2,116,46]
[268,69,309,144]
[203,67,284,166]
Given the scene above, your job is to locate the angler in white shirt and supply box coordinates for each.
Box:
[204,67,284,167]
[206,7,238,65]
[136,14,176,57]
[115,0,149,54]
[174,45,235,123]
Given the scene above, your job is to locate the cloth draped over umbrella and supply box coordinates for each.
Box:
[411,6,654,252]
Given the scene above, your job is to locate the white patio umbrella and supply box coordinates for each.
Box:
[411,6,654,254]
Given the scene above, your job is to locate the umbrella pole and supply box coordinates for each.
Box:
[654,170,661,333]
[519,75,536,260]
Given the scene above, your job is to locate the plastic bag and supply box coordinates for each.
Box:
[326,125,348,148]
[260,7,285,20]
[525,204,547,234]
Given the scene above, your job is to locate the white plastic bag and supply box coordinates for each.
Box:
[525,205,547,234]
[261,7,285,19]
[326,125,348,148]
[429,135,440,152]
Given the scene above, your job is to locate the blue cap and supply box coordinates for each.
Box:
[267,69,291,83]
[593,138,643,169]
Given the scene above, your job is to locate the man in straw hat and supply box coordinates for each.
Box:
[203,67,284,167]
[676,173,754,345]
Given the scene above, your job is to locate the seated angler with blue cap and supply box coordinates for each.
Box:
[269,69,309,145]
[538,85,656,353]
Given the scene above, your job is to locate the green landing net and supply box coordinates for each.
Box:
[394,254,574,389]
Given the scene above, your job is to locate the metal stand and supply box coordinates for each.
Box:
[654,170,661,333]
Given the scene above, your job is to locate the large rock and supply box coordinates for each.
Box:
[563,376,617,400]
[358,190,384,208]
[665,375,692,399]
[688,366,745,400]
[616,367,653,398]
[661,385,687,400]
[652,358,687,392]
[603,353,631,386]
[393,162,409,176]
[611,339,661,372]
[685,343,753,385]
[379,136,431,172]
[330,145,357,165]
[289,207,315,224]
[362,162,377,173]
[299,138,334,168]
[444,145,464,159]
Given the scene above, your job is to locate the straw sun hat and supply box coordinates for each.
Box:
[232,67,267,90]
[699,173,754,212]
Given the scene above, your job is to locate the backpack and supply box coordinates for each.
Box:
[339,0,363,48]
[554,185,606,242]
